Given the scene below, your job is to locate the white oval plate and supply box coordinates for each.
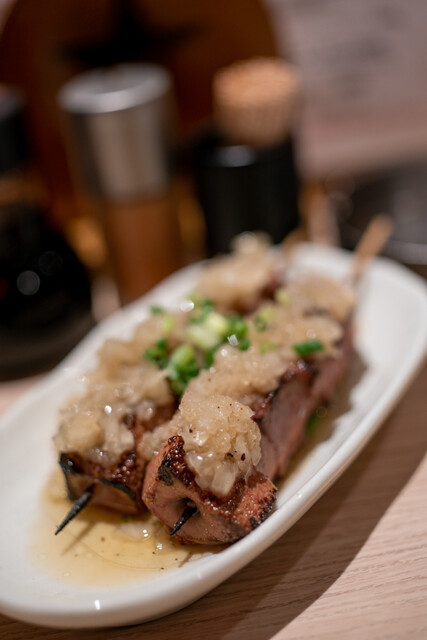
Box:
[1,245,427,629]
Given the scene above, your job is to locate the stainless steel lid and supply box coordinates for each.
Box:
[59,64,174,201]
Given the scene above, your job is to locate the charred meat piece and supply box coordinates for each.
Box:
[60,403,176,515]
[255,321,353,480]
[60,449,145,515]
[142,435,276,545]
[142,321,353,543]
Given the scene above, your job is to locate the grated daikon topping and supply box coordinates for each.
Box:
[139,420,177,462]
[54,361,172,467]
[190,346,285,399]
[95,312,189,379]
[247,304,344,360]
[174,390,260,496]
[55,238,356,490]
[196,232,274,310]
[285,274,356,321]
[53,310,193,466]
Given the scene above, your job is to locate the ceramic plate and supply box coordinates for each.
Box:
[1,245,427,629]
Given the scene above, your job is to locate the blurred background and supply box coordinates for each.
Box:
[1,0,427,378]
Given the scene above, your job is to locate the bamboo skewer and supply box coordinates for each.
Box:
[279,211,393,282]
[55,485,96,535]
[303,184,340,248]
[350,214,394,283]
[170,503,199,537]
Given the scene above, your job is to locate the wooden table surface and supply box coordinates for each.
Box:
[1,362,426,640]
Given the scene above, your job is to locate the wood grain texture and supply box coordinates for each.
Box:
[1,363,426,640]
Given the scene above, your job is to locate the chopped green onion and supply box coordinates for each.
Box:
[188,292,211,307]
[168,359,199,380]
[161,315,174,333]
[200,298,214,310]
[227,316,248,341]
[274,288,291,306]
[145,337,202,396]
[306,412,320,435]
[169,344,195,367]
[150,305,164,314]
[166,345,200,396]
[168,378,186,396]
[204,347,218,368]
[293,339,324,357]
[144,338,169,368]
[167,365,199,396]
[204,311,230,338]
[259,340,277,354]
[239,338,251,351]
[186,323,222,351]
[257,307,275,322]
[253,314,268,332]
[189,297,214,323]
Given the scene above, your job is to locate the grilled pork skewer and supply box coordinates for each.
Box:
[141,264,356,544]
[143,435,276,545]
[54,232,362,543]
[58,402,176,518]
[142,317,353,544]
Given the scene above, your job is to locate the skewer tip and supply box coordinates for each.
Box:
[55,485,95,535]
[170,503,198,537]
[351,214,394,283]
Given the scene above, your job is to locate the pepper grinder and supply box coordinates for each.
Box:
[193,57,301,255]
[59,63,181,305]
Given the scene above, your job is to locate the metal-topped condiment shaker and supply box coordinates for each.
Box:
[59,63,181,304]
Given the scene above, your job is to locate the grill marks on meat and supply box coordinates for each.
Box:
[60,449,145,515]
[256,321,353,480]
[60,402,176,515]
[56,292,354,546]
[253,360,316,480]
[142,320,353,544]
[142,436,276,545]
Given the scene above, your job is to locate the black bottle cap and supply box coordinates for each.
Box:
[192,127,300,255]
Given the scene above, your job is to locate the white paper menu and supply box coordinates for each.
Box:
[264,0,427,178]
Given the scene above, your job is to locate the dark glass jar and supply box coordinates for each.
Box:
[192,127,300,256]
[0,87,94,379]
